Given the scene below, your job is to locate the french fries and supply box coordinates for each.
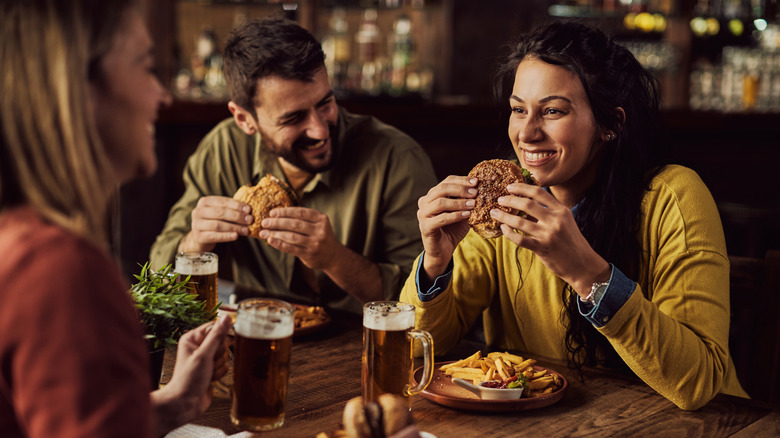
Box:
[294,305,328,329]
[441,350,563,398]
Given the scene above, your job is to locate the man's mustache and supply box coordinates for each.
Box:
[293,124,337,149]
[293,136,325,148]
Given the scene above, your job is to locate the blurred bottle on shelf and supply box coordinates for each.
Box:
[388,14,414,95]
[322,7,351,97]
[742,49,761,109]
[355,8,384,95]
[174,29,227,101]
[686,0,780,112]
[623,40,679,72]
[690,45,780,112]
[315,2,440,100]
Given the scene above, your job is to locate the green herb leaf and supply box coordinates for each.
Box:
[507,380,523,389]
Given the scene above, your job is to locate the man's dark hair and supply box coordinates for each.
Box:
[223,16,325,113]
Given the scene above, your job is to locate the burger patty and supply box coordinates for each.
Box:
[467,159,536,239]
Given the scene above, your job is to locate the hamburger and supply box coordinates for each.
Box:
[467,159,536,239]
[232,174,298,238]
[342,395,414,438]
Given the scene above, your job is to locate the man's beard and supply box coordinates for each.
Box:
[261,124,338,174]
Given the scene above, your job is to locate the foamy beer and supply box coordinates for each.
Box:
[175,251,218,312]
[362,301,434,406]
[231,298,294,432]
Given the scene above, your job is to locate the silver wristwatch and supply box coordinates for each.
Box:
[580,281,609,305]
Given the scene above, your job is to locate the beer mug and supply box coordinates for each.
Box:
[175,251,218,312]
[231,298,294,432]
[362,301,434,406]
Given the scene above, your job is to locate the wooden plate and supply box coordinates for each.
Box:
[413,361,567,412]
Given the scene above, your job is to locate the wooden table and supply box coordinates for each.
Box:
[162,311,779,437]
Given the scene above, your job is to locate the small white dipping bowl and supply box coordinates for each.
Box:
[452,378,525,400]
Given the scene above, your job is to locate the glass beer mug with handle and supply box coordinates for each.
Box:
[362,301,434,407]
[231,298,294,432]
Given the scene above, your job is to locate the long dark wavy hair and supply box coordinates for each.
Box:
[494,21,667,373]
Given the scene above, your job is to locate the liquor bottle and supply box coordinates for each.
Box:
[355,8,383,95]
[321,8,350,96]
[389,14,414,95]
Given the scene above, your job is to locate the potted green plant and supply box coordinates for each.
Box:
[130,262,219,388]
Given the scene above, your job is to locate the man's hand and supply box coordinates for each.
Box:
[258,206,341,271]
[259,206,383,302]
[179,196,253,253]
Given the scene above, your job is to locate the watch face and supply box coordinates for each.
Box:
[591,282,609,303]
[577,281,609,305]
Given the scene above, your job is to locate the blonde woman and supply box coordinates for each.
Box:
[0,1,230,436]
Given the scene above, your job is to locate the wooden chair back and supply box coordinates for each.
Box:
[728,250,780,404]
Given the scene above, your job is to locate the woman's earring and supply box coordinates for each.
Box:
[605,133,616,141]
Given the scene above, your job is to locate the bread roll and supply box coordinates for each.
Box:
[233,174,298,238]
[342,395,413,438]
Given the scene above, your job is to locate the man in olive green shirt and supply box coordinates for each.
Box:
[150,17,436,314]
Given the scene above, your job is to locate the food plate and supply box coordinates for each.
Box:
[292,303,331,337]
[218,303,331,337]
[413,361,567,412]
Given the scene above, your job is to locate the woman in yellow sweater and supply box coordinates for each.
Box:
[400,21,747,410]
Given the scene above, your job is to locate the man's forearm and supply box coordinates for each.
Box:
[323,246,383,303]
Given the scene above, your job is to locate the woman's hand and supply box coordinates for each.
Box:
[150,315,231,436]
[493,183,610,296]
[416,175,477,280]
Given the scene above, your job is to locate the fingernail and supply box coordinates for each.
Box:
[242,205,251,213]
[244,215,253,223]
[465,200,475,207]
[497,197,505,203]
[240,227,249,235]
[462,211,471,217]
[469,178,477,185]
[468,188,477,195]
[259,230,268,239]
[490,209,499,218]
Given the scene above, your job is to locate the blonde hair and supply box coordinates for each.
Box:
[1,0,135,246]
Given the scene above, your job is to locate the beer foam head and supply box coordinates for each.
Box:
[234,299,294,339]
[363,301,415,331]
[175,252,218,275]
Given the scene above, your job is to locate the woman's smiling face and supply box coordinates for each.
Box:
[508,56,605,200]
[91,9,172,184]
